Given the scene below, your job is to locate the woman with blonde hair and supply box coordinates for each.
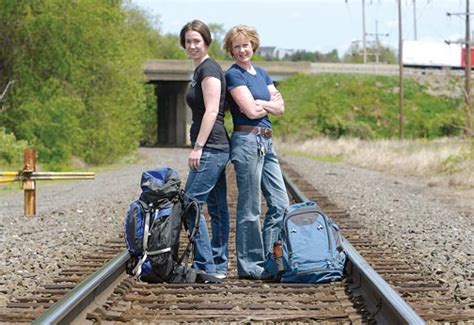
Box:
[223,25,289,279]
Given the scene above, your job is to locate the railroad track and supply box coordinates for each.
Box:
[0,161,471,323]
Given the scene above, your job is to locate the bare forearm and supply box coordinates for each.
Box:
[256,98,285,115]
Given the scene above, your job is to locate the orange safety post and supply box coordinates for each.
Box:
[23,148,36,216]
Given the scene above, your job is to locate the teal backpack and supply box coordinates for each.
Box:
[266,201,346,283]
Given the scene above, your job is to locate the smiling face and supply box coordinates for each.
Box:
[184,30,208,62]
[231,36,254,65]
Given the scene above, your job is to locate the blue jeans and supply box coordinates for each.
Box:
[184,148,230,275]
[231,132,289,278]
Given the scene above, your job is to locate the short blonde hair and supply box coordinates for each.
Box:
[223,25,260,55]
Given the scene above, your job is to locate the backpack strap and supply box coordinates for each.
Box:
[161,192,201,283]
[131,200,153,279]
[147,247,172,255]
[177,195,200,266]
[132,252,148,278]
[146,205,173,256]
[143,202,153,252]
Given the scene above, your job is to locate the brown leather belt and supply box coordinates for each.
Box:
[234,125,272,137]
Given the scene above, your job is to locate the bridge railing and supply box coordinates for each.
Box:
[144,59,458,82]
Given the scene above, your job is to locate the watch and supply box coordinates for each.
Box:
[194,142,205,150]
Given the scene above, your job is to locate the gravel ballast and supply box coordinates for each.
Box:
[0,147,472,307]
[283,154,473,302]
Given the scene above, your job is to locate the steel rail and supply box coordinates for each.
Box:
[33,169,424,324]
[283,172,425,325]
[32,250,129,325]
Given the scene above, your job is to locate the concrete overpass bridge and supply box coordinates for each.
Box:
[144,59,403,146]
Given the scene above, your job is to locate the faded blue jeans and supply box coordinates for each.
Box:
[185,148,230,275]
[231,131,289,278]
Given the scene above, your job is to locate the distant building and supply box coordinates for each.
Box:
[258,46,277,59]
[258,46,295,60]
[275,48,295,60]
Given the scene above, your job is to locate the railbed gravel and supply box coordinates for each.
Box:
[0,147,472,310]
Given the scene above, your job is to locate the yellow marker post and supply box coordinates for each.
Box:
[0,149,95,216]
[23,148,36,216]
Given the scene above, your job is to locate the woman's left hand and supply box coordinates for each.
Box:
[271,92,282,101]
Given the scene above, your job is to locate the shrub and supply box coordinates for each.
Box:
[0,127,28,167]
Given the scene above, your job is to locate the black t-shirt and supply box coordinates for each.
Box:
[186,57,229,150]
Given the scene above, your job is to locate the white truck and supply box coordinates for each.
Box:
[403,40,464,69]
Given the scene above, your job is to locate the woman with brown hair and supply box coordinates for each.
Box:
[179,20,230,279]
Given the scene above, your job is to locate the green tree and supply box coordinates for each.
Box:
[343,42,397,64]
[208,23,227,59]
[284,49,341,63]
[0,0,150,168]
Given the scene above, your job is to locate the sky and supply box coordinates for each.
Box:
[130,0,468,55]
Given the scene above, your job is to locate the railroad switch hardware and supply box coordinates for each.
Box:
[0,148,95,216]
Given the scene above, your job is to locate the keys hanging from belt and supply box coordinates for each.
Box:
[258,141,266,157]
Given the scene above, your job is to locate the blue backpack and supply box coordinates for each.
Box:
[124,168,200,283]
[266,201,346,283]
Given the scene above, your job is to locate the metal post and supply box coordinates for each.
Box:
[23,148,36,216]
[413,0,417,40]
[398,0,404,139]
[465,0,473,137]
[362,0,367,63]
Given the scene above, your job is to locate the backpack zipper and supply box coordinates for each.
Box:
[284,206,337,270]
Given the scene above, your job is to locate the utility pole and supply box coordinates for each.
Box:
[413,0,417,40]
[366,20,389,63]
[466,0,472,137]
[447,1,473,137]
[362,0,367,63]
[398,0,404,139]
[345,0,371,63]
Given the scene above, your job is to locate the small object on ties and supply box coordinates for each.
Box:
[273,240,284,274]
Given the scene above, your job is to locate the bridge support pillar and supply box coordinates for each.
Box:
[155,81,190,146]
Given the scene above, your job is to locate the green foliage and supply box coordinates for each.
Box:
[0,0,149,168]
[140,84,158,146]
[208,23,227,60]
[13,79,86,169]
[275,73,464,139]
[342,42,398,64]
[284,49,340,63]
[0,127,28,167]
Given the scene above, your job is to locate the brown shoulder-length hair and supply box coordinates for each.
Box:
[223,25,260,55]
[179,20,212,48]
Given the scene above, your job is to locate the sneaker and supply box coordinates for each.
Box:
[214,273,227,279]
[195,271,224,283]
[239,270,273,280]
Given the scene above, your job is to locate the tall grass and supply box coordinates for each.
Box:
[278,137,473,189]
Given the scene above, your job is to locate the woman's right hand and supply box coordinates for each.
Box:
[188,148,202,170]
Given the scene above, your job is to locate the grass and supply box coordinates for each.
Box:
[277,136,473,189]
[275,73,465,140]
